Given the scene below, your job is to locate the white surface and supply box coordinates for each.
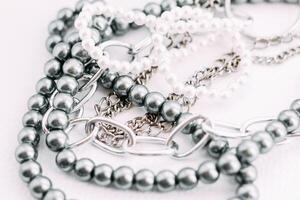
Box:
[0,0,300,199]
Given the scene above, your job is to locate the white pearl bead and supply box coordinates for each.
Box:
[89,47,103,60]
[183,85,196,99]
[79,28,92,40]
[82,39,95,51]
[173,83,185,94]
[135,12,146,26]
[97,55,110,67]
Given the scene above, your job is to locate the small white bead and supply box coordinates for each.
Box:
[161,11,173,22]
[152,34,164,45]
[173,83,185,94]
[183,85,196,99]
[97,55,110,67]
[135,12,146,26]
[166,74,177,85]
[79,28,92,40]
[82,39,95,51]
[196,86,208,98]
[89,46,103,60]
[74,17,88,29]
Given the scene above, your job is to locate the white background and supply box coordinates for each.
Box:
[0,0,300,199]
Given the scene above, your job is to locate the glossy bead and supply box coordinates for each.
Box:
[197,161,220,184]
[29,175,52,199]
[57,76,79,95]
[46,130,68,152]
[237,140,259,163]
[75,0,90,12]
[161,100,182,122]
[249,0,263,3]
[192,127,207,143]
[36,77,56,96]
[15,143,37,163]
[129,85,149,106]
[53,93,75,113]
[236,184,259,200]
[207,139,229,158]
[113,166,134,190]
[232,0,247,3]
[177,113,198,135]
[101,26,113,41]
[48,20,65,35]
[236,165,257,184]
[18,127,40,146]
[27,94,49,113]
[19,160,41,183]
[161,0,177,11]
[130,9,144,29]
[156,170,176,192]
[98,70,119,89]
[44,59,62,79]
[217,152,241,175]
[93,164,113,186]
[278,110,300,132]
[286,0,298,3]
[144,92,166,114]
[111,18,129,36]
[44,189,66,200]
[93,16,108,32]
[251,131,274,154]
[291,99,300,115]
[46,35,62,53]
[56,149,76,172]
[265,120,287,142]
[71,42,91,64]
[62,58,84,78]
[144,2,162,17]
[22,110,43,128]
[135,169,155,191]
[57,8,74,23]
[53,42,70,61]
[113,75,135,97]
[177,168,198,190]
[177,0,194,7]
[64,29,81,46]
[47,110,69,130]
[74,158,95,181]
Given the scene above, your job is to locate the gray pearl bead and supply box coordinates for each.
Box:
[161,100,182,122]
[47,110,69,130]
[156,170,176,192]
[71,42,91,64]
[130,9,144,29]
[57,8,74,23]
[291,99,300,115]
[57,76,79,96]
[75,0,88,12]
[177,168,198,190]
[111,18,129,36]
[53,42,70,61]
[197,161,220,184]
[237,140,259,163]
[36,77,56,96]
[74,158,95,181]
[113,75,135,97]
[29,175,52,199]
[192,127,207,143]
[135,169,155,191]
[236,184,259,200]
[86,62,100,75]
[144,92,166,114]
[251,131,274,154]
[161,0,177,11]
[64,29,81,47]
[286,0,298,3]
[22,110,43,128]
[27,94,49,113]
[207,139,229,158]
[236,165,257,184]
[91,28,101,44]
[56,149,76,172]
[217,152,241,175]
[44,189,66,200]
[177,0,194,7]
[249,0,263,3]
[18,127,40,146]
[19,160,42,183]
[98,70,119,89]
[93,164,113,186]
[265,120,287,142]
[44,59,62,79]
[46,35,62,53]
[113,166,134,190]
[53,93,75,113]
[177,113,198,135]
[62,58,84,78]
[101,26,113,41]
[48,20,65,35]
[93,16,108,32]
[46,130,68,152]
[15,143,37,163]
[144,2,162,17]
[278,110,300,132]
[129,85,149,106]
[232,0,247,3]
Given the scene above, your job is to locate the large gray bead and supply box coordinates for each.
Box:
[291,99,300,115]
[130,9,144,29]
[44,59,62,79]
[15,143,37,163]
[53,43,70,61]
[236,165,257,184]
[101,26,113,41]
[135,169,155,191]
[236,184,259,200]
[36,77,56,96]
[113,75,135,97]
[192,127,207,143]
[57,76,79,95]
[74,158,95,181]
[27,94,49,113]
[93,164,113,186]
[75,0,91,12]
[56,149,76,172]
[111,18,129,36]
[93,16,108,32]
[98,70,119,89]
[177,113,198,135]
[18,127,40,146]
[19,160,42,183]
[161,0,177,11]
[161,100,182,122]
[251,131,274,154]
[207,139,229,158]
[144,92,166,114]
[278,110,300,132]
[44,189,66,200]
[57,8,74,23]
[29,175,52,199]
[236,140,259,163]
[71,42,91,64]
[46,35,62,53]
[64,29,81,47]
[46,130,68,152]
[62,58,84,78]
[177,168,198,190]
[129,85,149,106]
[48,20,65,35]
[53,93,75,113]
[144,2,162,17]
[248,0,263,3]
[232,0,247,3]
[156,170,176,192]
[22,110,43,128]
[265,120,287,142]
[197,161,220,184]
[217,152,241,175]
[177,0,194,7]
[113,166,134,190]
[47,110,69,130]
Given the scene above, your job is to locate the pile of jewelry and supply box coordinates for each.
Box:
[15,0,300,199]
